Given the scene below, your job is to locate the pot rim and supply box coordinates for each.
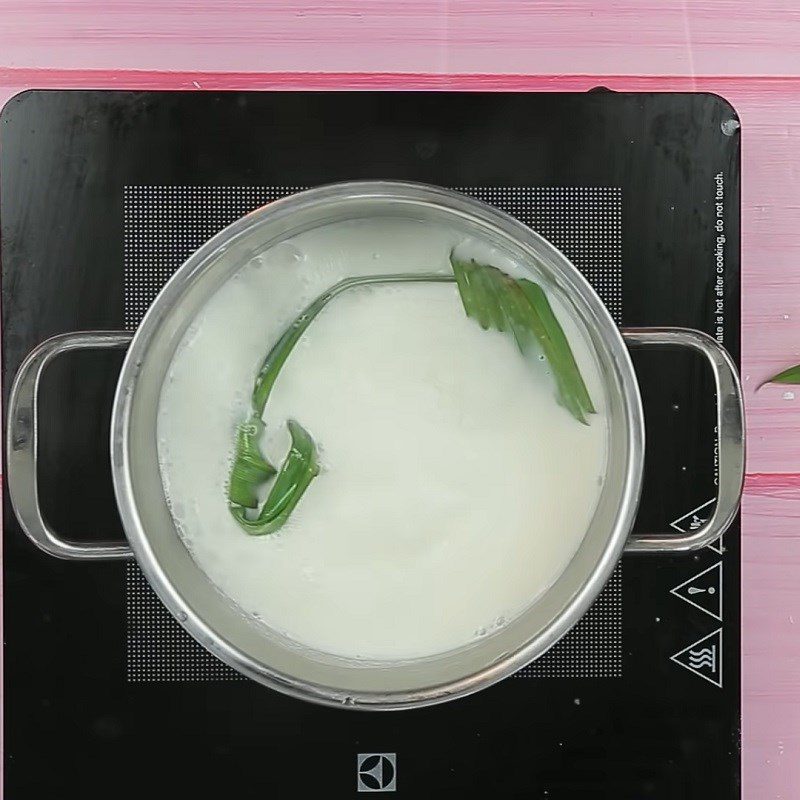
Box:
[110,180,645,709]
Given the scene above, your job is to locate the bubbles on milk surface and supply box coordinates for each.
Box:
[156,217,609,660]
[269,242,305,268]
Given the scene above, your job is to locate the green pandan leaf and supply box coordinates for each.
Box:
[450,254,595,424]
[230,420,320,536]
[227,416,275,508]
[230,272,452,534]
[227,253,595,536]
[760,364,800,388]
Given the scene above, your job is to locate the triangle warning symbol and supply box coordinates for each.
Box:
[670,628,723,688]
[670,498,723,554]
[707,536,724,556]
[670,561,722,621]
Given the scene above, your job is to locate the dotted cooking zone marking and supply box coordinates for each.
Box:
[124,185,624,682]
[514,566,623,678]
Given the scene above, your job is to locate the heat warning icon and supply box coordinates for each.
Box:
[670,628,723,688]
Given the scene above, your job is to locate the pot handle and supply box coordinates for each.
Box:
[621,327,745,553]
[6,331,135,560]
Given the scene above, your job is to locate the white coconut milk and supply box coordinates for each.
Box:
[157,218,608,660]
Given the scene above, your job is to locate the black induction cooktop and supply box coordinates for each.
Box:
[1,90,740,799]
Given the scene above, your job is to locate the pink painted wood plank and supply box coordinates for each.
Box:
[0,1,799,77]
[741,489,800,796]
[0,9,799,796]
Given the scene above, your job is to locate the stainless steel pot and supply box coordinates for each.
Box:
[6,181,745,709]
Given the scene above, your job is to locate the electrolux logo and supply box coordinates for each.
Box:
[357,753,397,792]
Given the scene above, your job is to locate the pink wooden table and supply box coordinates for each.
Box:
[2,2,799,797]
